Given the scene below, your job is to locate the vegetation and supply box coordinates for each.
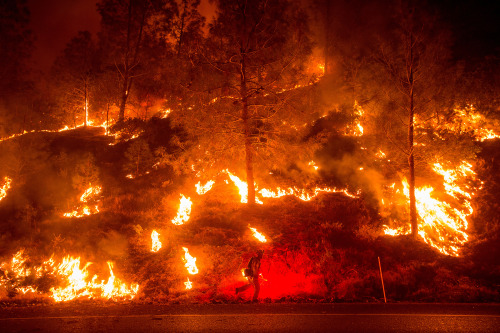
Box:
[0,0,499,303]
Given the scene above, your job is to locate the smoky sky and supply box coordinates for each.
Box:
[26,0,498,73]
[28,0,101,73]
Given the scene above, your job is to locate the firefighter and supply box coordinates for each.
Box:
[236,250,263,302]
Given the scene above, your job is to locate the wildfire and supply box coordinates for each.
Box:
[259,186,358,201]
[383,161,478,256]
[184,277,193,290]
[308,161,319,171]
[0,176,12,201]
[50,257,139,302]
[225,169,357,204]
[416,105,500,142]
[0,250,139,302]
[63,185,102,218]
[195,180,215,195]
[171,194,192,225]
[249,226,267,243]
[182,247,198,275]
[225,170,263,204]
[346,101,364,136]
[151,230,162,252]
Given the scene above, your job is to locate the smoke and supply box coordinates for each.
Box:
[98,230,129,259]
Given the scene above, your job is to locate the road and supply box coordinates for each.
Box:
[0,303,498,332]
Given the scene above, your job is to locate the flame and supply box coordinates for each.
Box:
[259,186,359,201]
[0,176,12,201]
[160,108,172,118]
[416,105,499,142]
[225,170,356,204]
[0,250,139,302]
[184,277,193,290]
[151,230,162,252]
[0,119,115,144]
[195,180,215,195]
[225,170,263,204]
[50,257,139,302]
[182,247,198,275]
[63,185,102,218]
[308,161,319,171]
[249,226,267,243]
[383,161,478,256]
[346,101,364,136]
[171,194,192,225]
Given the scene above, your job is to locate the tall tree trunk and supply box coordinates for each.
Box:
[118,0,133,122]
[84,79,88,127]
[408,30,418,239]
[118,0,146,122]
[239,7,255,205]
[177,0,187,57]
[323,0,331,75]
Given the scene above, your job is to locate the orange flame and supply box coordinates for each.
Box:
[0,250,139,302]
[195,180,215,195]
[249,226,267,243]
[171,195,192,225]
[0,176,12,202]
[383,161,477,256]
[151,230,162,252]
[225,170,357,203]
[184,277,193,290]
[63,185,102,218]
[182,247,198,275]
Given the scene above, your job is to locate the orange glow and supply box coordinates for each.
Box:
[182,247,198,275]
[249,226,267,243]
[346,101,364,136]
[184,277,193,289]
[63,185,102,218]
[382,160,478,256]
[416,105,499,142]
[195,180,215,195]
[151,230,162,252]
[0,250,139,302]
[171,194,192,225]
[225,170,263,204]
[0,176,12,201]
[225,169,357,203]
[308,161,319,171]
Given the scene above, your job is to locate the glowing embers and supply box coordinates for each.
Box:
[171,194,192,225]
[383,161,478,256]
[182,247,198,275]
[63,185,102,218]
[249,226,267,243]
[151,230,162,252]
[0,250,139,302]
[0,176,12,201]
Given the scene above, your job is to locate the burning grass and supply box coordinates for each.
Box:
[0,124,498,305]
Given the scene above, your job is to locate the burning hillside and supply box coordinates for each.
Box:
[1,0,499,306]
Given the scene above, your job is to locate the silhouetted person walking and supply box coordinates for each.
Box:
[236,250,263,302]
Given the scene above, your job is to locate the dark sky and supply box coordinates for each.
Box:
[27,0,498,73]
[27,0,217,73]
[28,0,101,73]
